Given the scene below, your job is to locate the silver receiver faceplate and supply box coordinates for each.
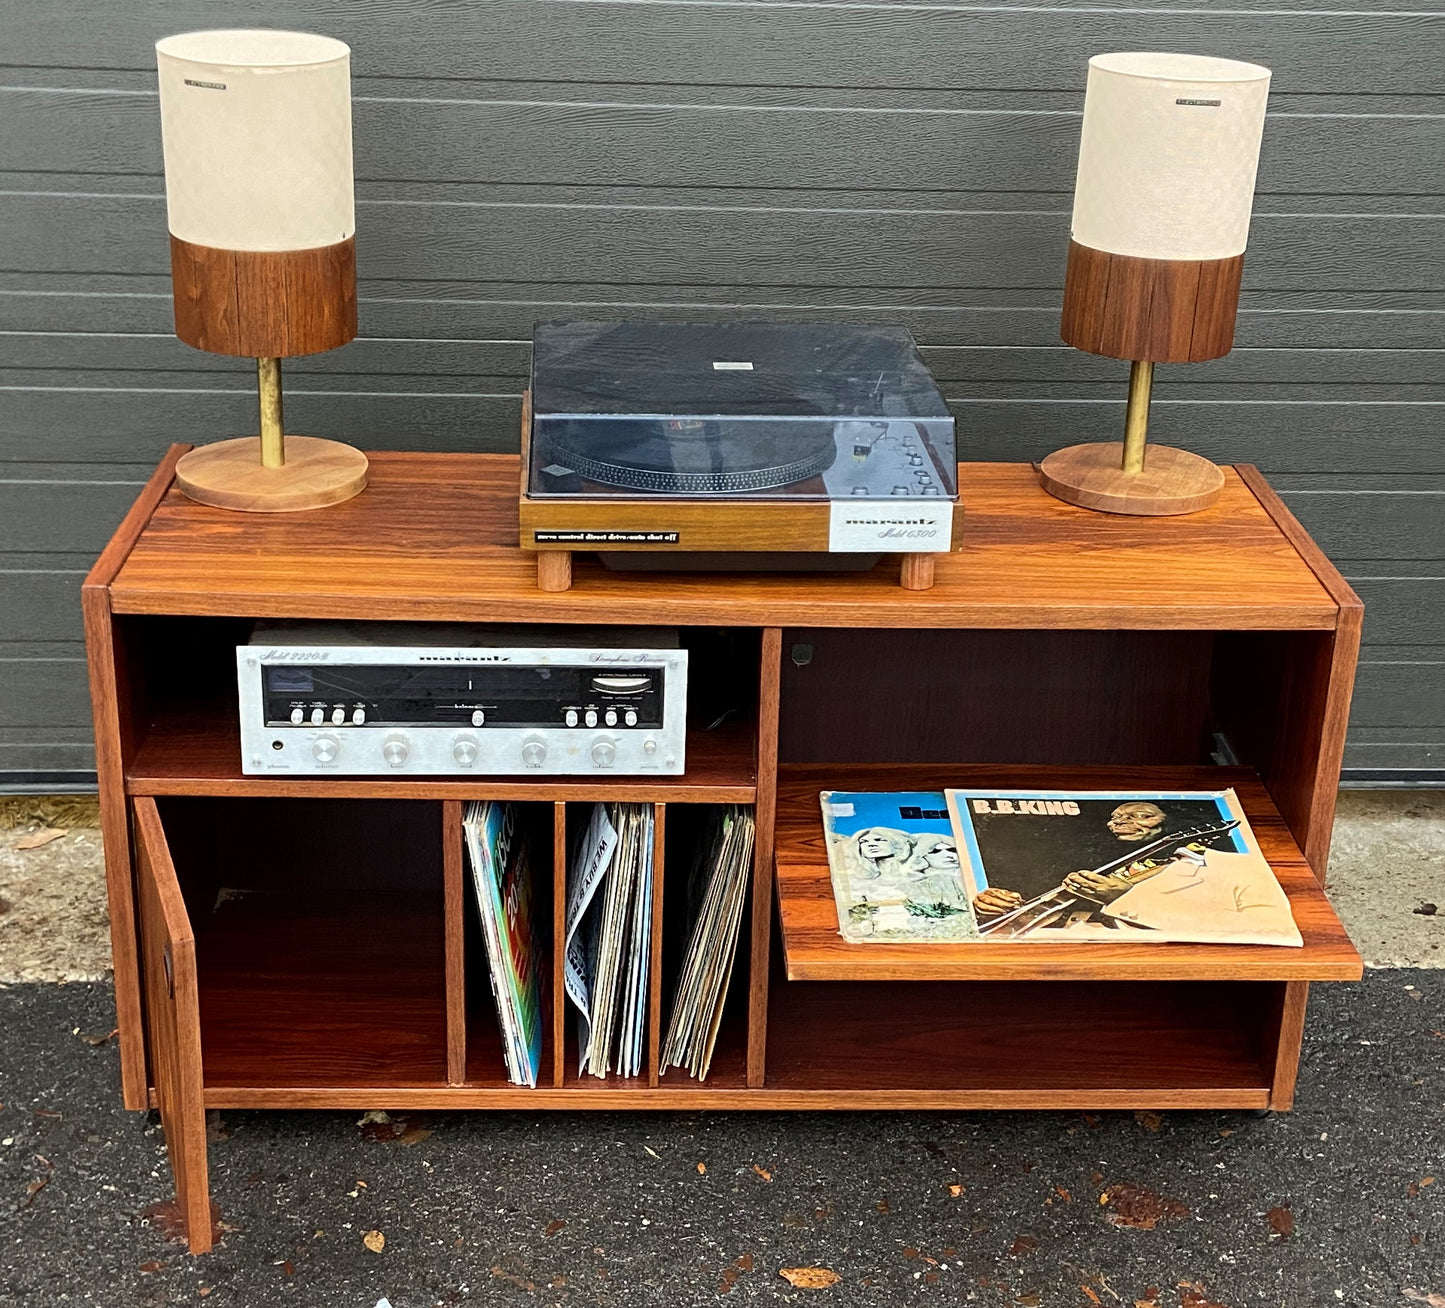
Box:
[237,623,687,776]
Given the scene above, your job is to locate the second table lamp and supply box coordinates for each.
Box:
[1040,52,1271,515]
[157,29,367,512]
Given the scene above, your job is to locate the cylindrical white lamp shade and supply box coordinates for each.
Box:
[1071,52,1270,262]
[156,29,354,252]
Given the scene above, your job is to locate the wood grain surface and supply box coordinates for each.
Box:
[1235,467,1364,875]
[748,629,783,1088]
[1061,242,1244,363]
[133,798,212,1252]
[774,764,1362,983]
[174,435,369,513]
[170,236,357,359]
[109,456,1338,630]
[443,800,467,1085]
[82,445,190,1109]
[1038,442,1225,516]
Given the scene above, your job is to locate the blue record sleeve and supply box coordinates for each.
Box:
[819,791,980,942]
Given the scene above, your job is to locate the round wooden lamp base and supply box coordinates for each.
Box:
[1038,442,1224,516]
[176,436,368,513]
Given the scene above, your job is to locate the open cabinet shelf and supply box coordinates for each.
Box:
[127,706,757,802]
[774,763,1361,984]
[88,449,1363,1251]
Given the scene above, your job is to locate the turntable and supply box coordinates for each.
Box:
[519,320,960,591]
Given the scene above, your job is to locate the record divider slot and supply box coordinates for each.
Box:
[552,801,567,1088]
[648,803,667,1088]
[442,799,467,1086]
[748,628,784,1089]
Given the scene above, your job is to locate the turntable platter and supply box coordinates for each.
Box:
[546,419,837,495]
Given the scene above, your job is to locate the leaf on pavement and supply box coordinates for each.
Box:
[1266,1205,1294,1237]
[362,1229,385,1253]
[15,828,67,849]
[779,1267,841,1289]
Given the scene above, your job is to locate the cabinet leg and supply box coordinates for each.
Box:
[537,551,572,592]
[1268,981,1310,1111]
[899,553,935,591]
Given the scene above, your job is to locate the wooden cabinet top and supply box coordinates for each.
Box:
[97,448,1354,631]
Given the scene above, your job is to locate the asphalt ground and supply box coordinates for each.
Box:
[0,972,1441,1308]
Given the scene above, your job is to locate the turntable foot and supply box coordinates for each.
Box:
[899,553,935,591]
[537,551,573,592]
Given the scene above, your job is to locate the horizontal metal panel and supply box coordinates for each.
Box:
[1276,481,1445,561]
[5,386,1445,476]
[5,192,1444,293]
[7,2,1445,94]
[0,567,85,641]
[0,723,95,774]
[1342,742,1444,772]
[4,277,1441,349]
[4,86,1441,196]
[0,477,144,552]
[1351,658,1445,729]
[1347,574,1445,646]
[5,333,1443,387]
[0,654,90,727]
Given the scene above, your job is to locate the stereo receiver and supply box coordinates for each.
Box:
[237,623,687,776]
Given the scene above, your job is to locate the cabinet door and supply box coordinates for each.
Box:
[133,798,213,1253]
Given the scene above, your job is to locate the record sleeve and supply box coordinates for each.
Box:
[463,801,545,1086]
[944,787,1302,946]
[820,791,979,942]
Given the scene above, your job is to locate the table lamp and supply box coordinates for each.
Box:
[156,29,367,512]
[1040,52,1271,515]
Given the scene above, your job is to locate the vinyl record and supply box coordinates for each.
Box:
[547,419,837,495]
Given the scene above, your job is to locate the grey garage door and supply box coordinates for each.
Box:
[2,1,1441,783]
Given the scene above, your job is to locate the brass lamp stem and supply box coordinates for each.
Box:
[1122,359,1153,474]
[257,356,285,468]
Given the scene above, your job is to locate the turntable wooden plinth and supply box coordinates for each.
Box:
[517,401,959,593]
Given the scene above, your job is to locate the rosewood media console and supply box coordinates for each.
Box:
[85,449,1363,1252]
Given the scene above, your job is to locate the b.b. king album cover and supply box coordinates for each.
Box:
[944,788,1302,946]
[820,791,979,942]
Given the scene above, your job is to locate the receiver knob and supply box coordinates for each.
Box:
[453,738,479,767]
[382,736,410,768]
[521,737,547,768]
[591,738,616,768]
[312,735,339,764]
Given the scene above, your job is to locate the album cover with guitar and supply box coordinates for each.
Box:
[944,788,1302,946]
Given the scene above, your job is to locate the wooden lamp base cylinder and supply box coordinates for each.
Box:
[1038,442,1224,516]
[176,436,368,513]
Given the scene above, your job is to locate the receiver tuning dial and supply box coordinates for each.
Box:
[312,735,339,764]
[591,737,617,769]
[452,737,479,767]
[521,736,548,769]
[382,736,410,768]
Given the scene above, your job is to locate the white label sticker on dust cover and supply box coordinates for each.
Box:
[827,500,953,553]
